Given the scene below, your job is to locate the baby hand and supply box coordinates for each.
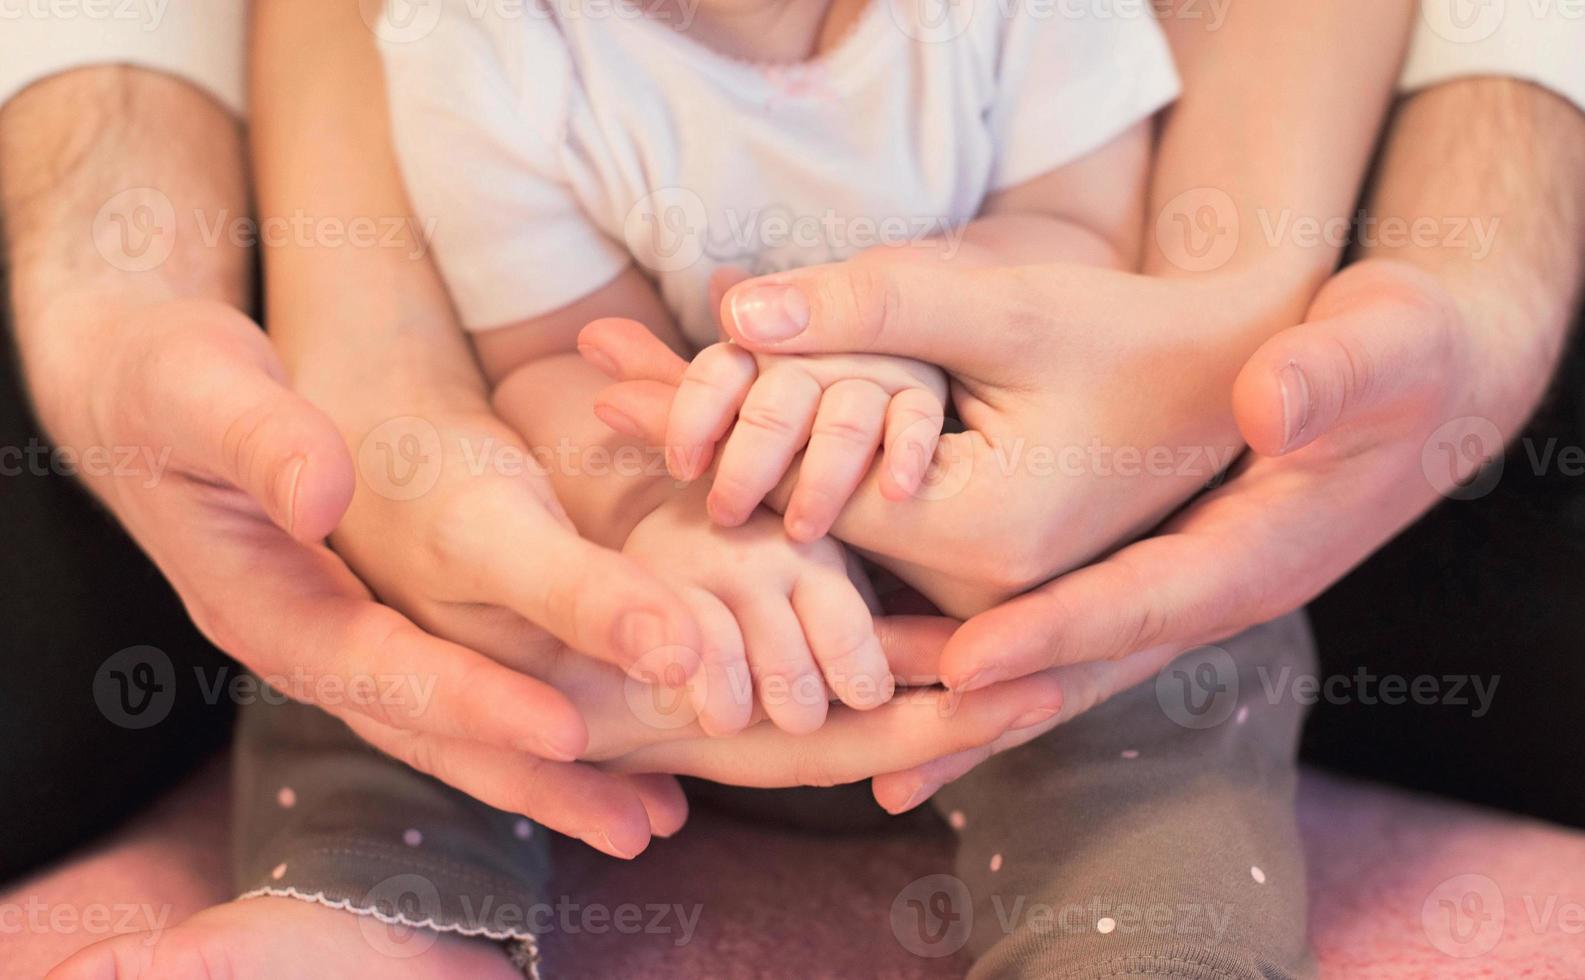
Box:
[622,483,895,736]
[581,318,948,542]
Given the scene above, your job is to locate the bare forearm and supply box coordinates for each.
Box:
[248,0,490,425]
[1150,0,1415,300]
[0,68,250,435]
[1362,79,1585,429]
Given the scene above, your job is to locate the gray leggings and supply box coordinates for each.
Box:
[232,613,1316,979]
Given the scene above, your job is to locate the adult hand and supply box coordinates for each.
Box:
[587,261,1279,617]
[868,256,1541,809]
[27,297,712,857]
[587,255,1522,811]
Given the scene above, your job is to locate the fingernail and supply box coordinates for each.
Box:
[728,284,810,343]
[594,404,642,438]
[1278,360,1312,453]
[786,514,820,541]
[1010,706,1061,729]
[890,463,917,495]
[584,831,638,859]
[516,733,580,763]
[952,666,1005,692]
[705,490,740,526]
[889,780,940,814]
[578,344,620,378]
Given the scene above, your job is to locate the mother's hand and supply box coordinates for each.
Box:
[590,261,1279,617]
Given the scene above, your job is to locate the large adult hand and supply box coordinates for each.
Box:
[865,257,1530,808]
[37,298,700,857]
[588,261,1275,618]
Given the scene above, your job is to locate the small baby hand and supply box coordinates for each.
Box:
[580,318,948,542]
[622,484,894,737]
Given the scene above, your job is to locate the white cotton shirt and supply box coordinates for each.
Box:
[1,1,1581,123]
[1402,0,1585,110]
[377,0,1182,343]
[0,1,245,114]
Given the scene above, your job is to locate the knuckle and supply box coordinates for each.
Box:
[219,396,281,491]
[688,343,757,389]
[789,481,843,522]
[1326,330,1379,420]
[816,265,901,350]
[815,631,879,681]
[736,401,804,439]
[1101,558,1170,659]
[811,412,879,448]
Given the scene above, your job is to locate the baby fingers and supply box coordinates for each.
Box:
[733,595,829,735]
[879,386,947,500]
[666,342,758,481]
[783,378,889,541]
[682,588,754,738]
[708,366,823,526]
[791,565,894,711]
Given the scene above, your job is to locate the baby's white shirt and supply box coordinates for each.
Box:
[379,0,1179,346]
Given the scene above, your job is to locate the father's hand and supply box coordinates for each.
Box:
[27,298,707,854]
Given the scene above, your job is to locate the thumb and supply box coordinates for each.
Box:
[718,261,1019,374]
[1232,261,1457,456]
[171,319,355,542]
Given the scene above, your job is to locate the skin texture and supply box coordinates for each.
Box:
[247,0,1066,849]
[869,78,1585,810]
